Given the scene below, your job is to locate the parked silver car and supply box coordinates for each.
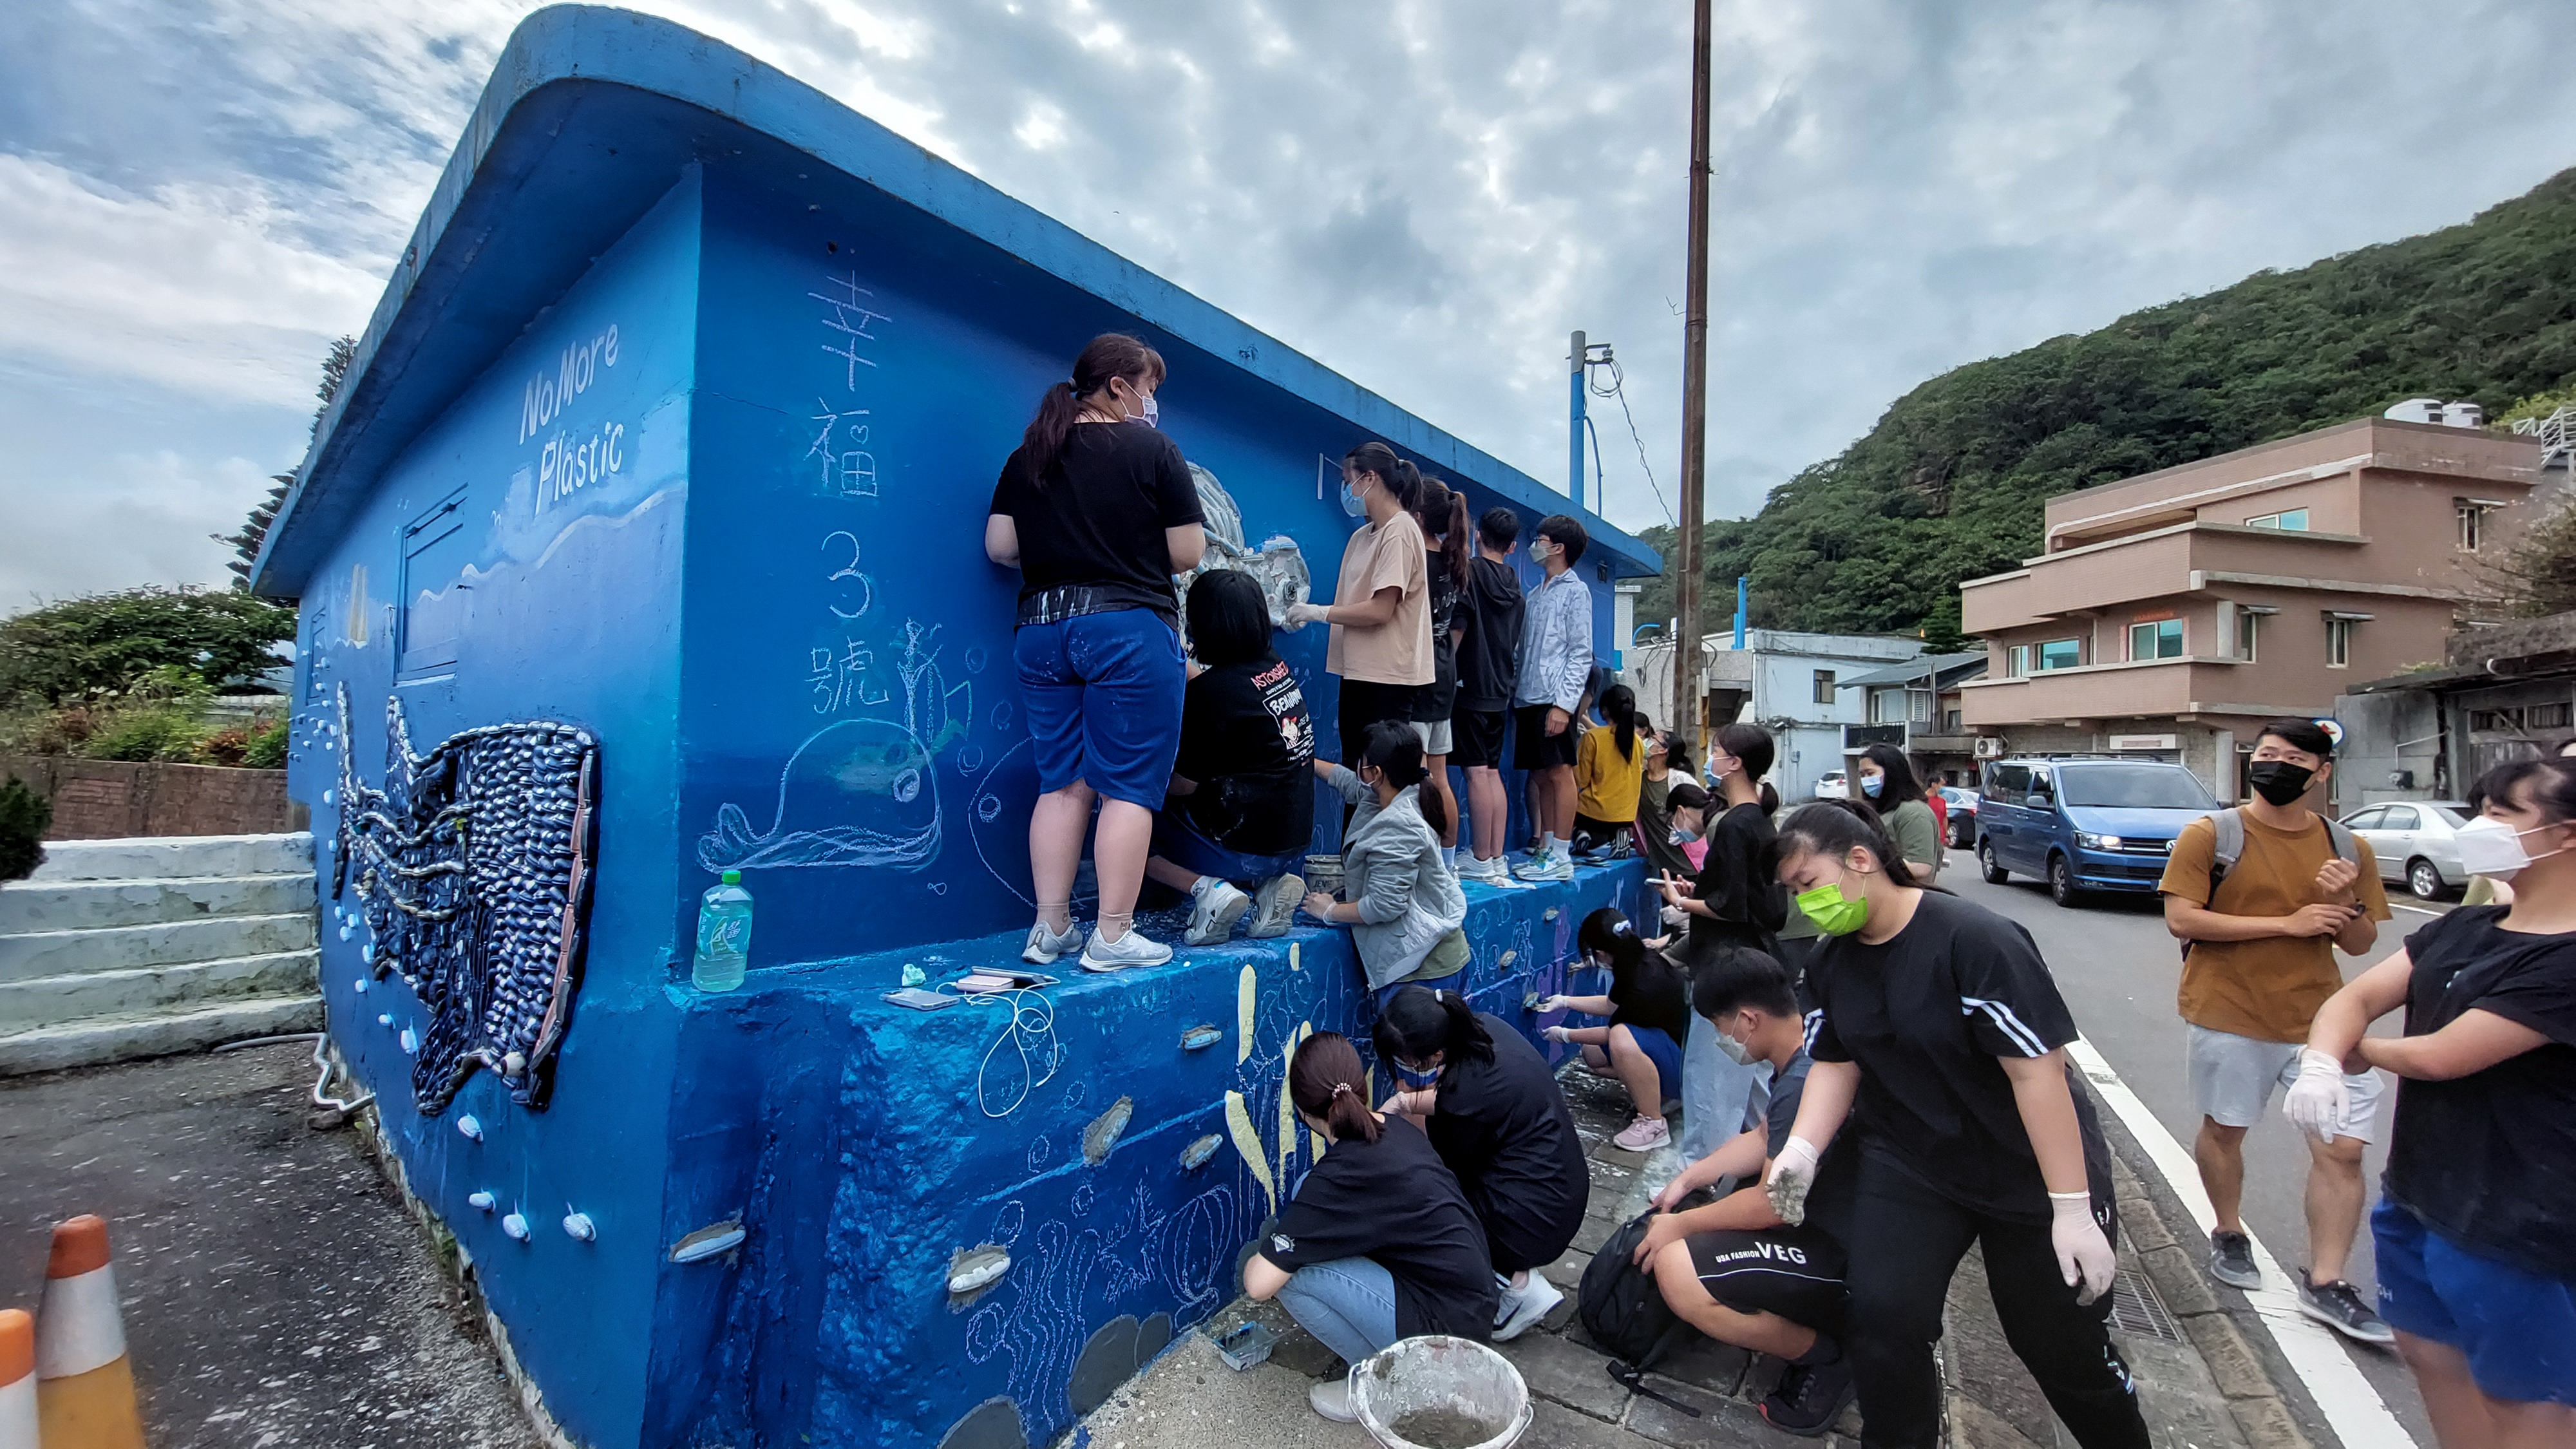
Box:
[2339,800,2474,900]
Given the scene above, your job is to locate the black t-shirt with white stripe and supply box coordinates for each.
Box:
[1807,891,2113,1224]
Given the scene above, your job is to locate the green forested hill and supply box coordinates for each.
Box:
[1638,166,2576,640]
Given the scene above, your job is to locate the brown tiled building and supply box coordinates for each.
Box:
[1958,416,2544,800]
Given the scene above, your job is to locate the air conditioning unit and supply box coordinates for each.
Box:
[1973,736,2005,759]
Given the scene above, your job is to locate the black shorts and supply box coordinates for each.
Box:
[1451,708,1508,768]
[1512,703,1579,770]
[1685,1225,1846,1331]
[1338,679,1421,761]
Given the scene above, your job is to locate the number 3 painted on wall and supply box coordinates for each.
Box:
[823,531,874,620]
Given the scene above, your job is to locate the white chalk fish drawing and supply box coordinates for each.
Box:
[697,718,941,871]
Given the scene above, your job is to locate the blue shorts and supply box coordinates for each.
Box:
[1623,1023,1684,1107]
[1151,811,1304,888]
[1013,609,1186,810]
[2373,1198,2576,1406]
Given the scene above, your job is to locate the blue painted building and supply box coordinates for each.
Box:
[254,9,1658,1446]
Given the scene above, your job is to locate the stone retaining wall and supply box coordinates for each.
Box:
[0,756,304,840]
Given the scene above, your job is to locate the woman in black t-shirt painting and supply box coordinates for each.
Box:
[1243,1032,1499,1426]
[987,334,1208,974]
[1142,569,1315,946]
[2300,756,2576,1446]
[1375,986,1589,1343]
[1538,907,1692,1152]
[1764,802,2146,1449]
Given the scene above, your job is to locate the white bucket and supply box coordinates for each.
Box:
[1350,1335,1531,1449]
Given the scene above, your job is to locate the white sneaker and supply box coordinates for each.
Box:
[1456,854,1502,886]
[1022,921,1083,965]
[1512,849,1573,884]
[1247,874,1304,938]
[1493,1272,1564,1342]
[1185,880,1252,946]
[1081,925,1173,972]
[1308,1373,1359,1423]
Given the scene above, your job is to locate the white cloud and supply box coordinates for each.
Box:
[0,446,276,606]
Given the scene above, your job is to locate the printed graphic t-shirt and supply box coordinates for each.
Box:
[989,424,1204,621]
[1325,511,1433,685]
[1410,550,1462,721]
[2384,905,2576,1278]
[1452,555,1526,712]
[1263,1114,1500,1338]
[2159,811,2391,1042]
[1173,653,1316,857]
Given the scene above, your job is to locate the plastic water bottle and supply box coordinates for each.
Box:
[692,869,753,992]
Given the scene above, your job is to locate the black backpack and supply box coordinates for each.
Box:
[1578,1211,1696,1372]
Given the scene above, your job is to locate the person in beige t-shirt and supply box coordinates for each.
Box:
[2158,718,2395,1343]
[1286,440,1432,763]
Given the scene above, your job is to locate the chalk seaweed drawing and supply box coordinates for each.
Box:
[331,684,599,1113]
[1173,464,1309,630]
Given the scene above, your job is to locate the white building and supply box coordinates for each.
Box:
[1628,629,1924,802]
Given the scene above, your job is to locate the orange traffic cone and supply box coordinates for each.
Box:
[34,1216,144,1449]
[2,1309,36,1449]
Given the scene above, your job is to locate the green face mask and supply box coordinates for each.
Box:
[1795,881,1869,936]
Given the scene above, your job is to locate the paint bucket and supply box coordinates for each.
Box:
[1350,1335,1530,1449]
[1303,854,1344,898]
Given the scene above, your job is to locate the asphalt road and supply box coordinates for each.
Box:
[1938,845,2441,1448]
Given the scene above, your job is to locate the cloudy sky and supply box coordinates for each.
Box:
[4,0,2573,605]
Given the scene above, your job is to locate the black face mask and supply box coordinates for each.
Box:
[2245,760,2315,806]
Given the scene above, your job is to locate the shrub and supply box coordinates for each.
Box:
[0,777,48,881]
[242,717,289,770]
[79,705,209,763]
[0,585,295,706]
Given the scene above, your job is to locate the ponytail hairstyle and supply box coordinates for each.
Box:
[1345,440,1426,516]
[1600,683,1639,762]
[1775,799,1931,891]
[1413,476,1470,587]
[1372,984,1495,1077]
[1576,905,1646,981]
[1665,781,1712,818]
[1857,742,1926,808]
[1712,722,1780,812]
[1289,1031,1379,1144]
[1021,333,1166,482]
[1359,719,1446,838]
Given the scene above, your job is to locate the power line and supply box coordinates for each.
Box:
[1590,359,1676,527]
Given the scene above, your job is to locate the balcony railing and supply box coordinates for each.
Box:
[1960,656,2264,726]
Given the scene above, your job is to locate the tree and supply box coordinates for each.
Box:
[1918,592,1969,653]
[0,587,297,706]
[220,334,355,592]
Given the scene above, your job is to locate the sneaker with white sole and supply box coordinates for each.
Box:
[1493,1272,1564,1341]
[1247,874,1303,938]
[1512,849,1574,884]
[1080,926,1173,972]
[1613,1115,1671,1151]
[1307,1374,1358,1423]
[2208,1229,2261,1291]
[2297,1271,2395,1344]
[1184,880,1252,946]
[1022,921,1083,965]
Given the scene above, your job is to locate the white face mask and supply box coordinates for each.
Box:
[1121,381,1158,428]
[1714,1028,1754,1066]
[2454,815,2568,880]
[1340,474,1368,518]
[1528,539,1553,564]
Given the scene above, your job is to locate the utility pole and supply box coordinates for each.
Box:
[1672,0,1713,760]
[1568,330,1588,512]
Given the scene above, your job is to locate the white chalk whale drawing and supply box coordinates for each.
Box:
[697,718,942,871]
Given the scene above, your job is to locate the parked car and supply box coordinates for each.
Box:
[1937,786,1980,848]
[1813,770,1849,800]
[2339,800,2474,900]
[1975,757,2218,907]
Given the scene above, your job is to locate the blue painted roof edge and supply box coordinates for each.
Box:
[253,3,1662,595]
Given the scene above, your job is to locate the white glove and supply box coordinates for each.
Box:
[2282,1048,2350,1143]
[1764,1137,1821,1226]
[1542,1025,1573,1045]
[1537,994,1571,1014]
[1283,602,1329,631]
[2049,1190,2117,1305]
[1661,902,1689,928]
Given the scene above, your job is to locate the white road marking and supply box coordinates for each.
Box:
[2067,1036,2415,1449]
[2389,904,2442,916]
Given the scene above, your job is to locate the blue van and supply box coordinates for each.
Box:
[1973,756,2219,906]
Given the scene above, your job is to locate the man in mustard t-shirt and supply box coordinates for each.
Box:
[2158,718,2394,1343]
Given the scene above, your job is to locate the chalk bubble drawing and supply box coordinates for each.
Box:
[1173,464,1309,630]
[697,718,940,872]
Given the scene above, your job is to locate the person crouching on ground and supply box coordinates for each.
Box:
[1243,1031,1499,1425]
[1639,943,1859,1437]
[1144,569,1311,945]
[1573,683,1646,854]
[1303,721,1469,1005]
[2297,754,2576,1449]
[1540,907,1690,1151]
[1376,985,1589,1343]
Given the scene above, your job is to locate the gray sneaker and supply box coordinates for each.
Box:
[1080,925,1173,972]
[2208,1229,2261,1291]
[2298,1271,2395,1345]
[1184,880,1251,945]
[1022,920,1083,965]
[1247,874,1303,939]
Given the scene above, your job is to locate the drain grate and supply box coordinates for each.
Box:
[2107,1269,2183,1343]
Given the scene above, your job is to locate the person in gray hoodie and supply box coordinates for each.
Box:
[1304,720,1471,1008]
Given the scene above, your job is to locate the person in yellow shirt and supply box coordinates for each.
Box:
[1574,684,1645,853]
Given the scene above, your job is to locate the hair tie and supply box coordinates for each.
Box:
[1432,989,1444,1001]
[1614,918,1636,937]
[1330,1082,1356,1099]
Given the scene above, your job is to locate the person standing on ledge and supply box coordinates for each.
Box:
[986,333,1205,973]
[1448,507,1528,887]
[1284,440,1432,763]
[2157,717,2394,1342]
[1509,515,1593,884]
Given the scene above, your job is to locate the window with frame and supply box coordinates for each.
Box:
[2237,610,2260,661]
[2471,707,2524,733]
[2036,638,2083,670]
[2530,701,2574,732]
[2007,644,2030,677]
[2326,617,2355,667]
[1813,669,1836,705]
[1942,707,1963,732]
[2245,508,2311,531]
[1911,690,1933,724]
[2456,500,2488,553]
[2126,618,2184,661]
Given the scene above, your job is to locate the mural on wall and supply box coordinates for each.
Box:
[332,683,600,1113]
[1174,462,1310,629]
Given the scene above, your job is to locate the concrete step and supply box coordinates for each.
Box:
[28,832,312,883]
[0,994,323,1077]
[0,949,321,1031]
[0,872,317,934]
[0,913,318,985]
